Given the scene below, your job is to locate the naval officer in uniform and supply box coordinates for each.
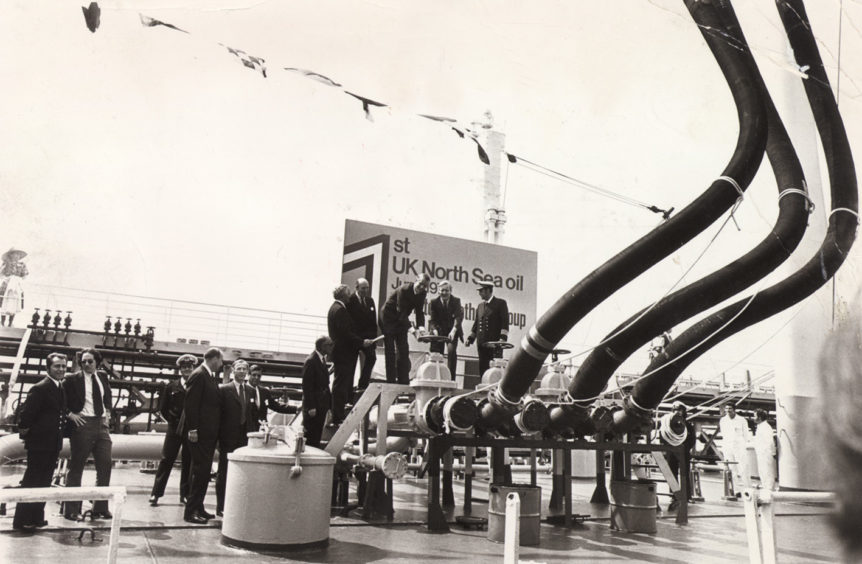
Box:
[466,282,509,376]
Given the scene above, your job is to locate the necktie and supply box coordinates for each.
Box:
[239,385,246,424]
[363,297,368,308]
[443,299,448,309]
[92,374,104,417]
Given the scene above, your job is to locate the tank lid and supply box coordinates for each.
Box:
[229,444,336,465]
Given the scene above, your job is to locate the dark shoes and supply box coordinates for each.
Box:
[180,496,188,505]
[13,520,48,531]
[91,510,113,520]
[216,510,224,517]
[668,499,680,511]
[200,509,215,520]
[64,513,82,522]
[184,512,208,524]
[149,495,159,506]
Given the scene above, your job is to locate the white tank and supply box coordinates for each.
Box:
[221,435,336,550]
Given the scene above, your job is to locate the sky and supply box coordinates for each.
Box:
[1,0,860,382]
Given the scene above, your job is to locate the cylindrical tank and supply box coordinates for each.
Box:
[221,436,336,550]
[570,450,596,479]
[487,483,542,545]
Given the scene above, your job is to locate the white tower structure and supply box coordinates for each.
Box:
[474,111,507,244]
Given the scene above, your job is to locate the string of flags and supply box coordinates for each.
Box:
[79,3,672,218]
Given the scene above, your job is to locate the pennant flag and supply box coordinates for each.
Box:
[222,45,267,77]
[82,2,100,33]
[506,153,517,163]
[419,114,456,123]
[139,14,188,33]
[472,138,490,165]
[451,127,465,139]
[284,68,342,88]
[345,91,387,122]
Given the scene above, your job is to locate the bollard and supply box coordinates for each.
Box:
[503,492,520,564]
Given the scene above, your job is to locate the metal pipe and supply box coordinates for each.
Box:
[0,432,166,465]
[340,451,409,480]
[480,0,769,428]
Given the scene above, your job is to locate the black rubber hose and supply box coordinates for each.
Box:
[478,0,769,428]
[623,0,858,414]
[567,0,810,406]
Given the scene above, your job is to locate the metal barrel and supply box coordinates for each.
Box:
[487,483,542,545]
[610,479,657,534]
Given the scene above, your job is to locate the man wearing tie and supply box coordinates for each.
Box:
[13,352,67,531]
[215,359,254,517]
[181,347,223,524]
[348,278,379,391]
[148,354,195,506]
[379,273,430,384]
[466,282,509,376]
[328,284,373,425]
[302,336,333,448]
[428,281,464,379]
[63,348,114,521]
[247,364,294,428]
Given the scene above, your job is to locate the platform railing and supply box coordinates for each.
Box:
[0,485,127,564]
[742,488,837,564]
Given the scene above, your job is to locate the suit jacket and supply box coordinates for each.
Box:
[63,370,112,415]
[328,300,364,361]
[18,376,65,452]
[347,293,378,340]
[181,365,220,442]
[301,352,331,415]
[471,296,509,345]
[380,282,426,334]
[157,379,186,430]
[249,385,293,428]
[218,381,254,447]
[429,295,464,341]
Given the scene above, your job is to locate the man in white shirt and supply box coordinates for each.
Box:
[718,403,752,492]
[753,408,777,490]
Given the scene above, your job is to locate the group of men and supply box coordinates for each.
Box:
[13,346,294,530]
[719,403,777,493]
[309,274,511,443]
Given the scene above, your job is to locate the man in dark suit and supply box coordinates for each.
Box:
[63,348,113,521]
[181,347,223,524]
[13,352,67,531]
[247,364,294,428]
[148,354,195,506]
[302,336,333,448]
[380,273,430,384]
[428,281,464,379]
[328,284,372,425]
[348,278,379,391]
[215,359,254,516]
[466,282,510,376]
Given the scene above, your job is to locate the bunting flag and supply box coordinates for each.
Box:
[82,2,100,33]
[419,114,457,123]
[139,14,188,33]
[222,44,267,77]
[345,91,387,122]
[284,68,341,87]
[472,137,490,165]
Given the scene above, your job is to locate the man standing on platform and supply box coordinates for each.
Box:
[328,284,373,425]
[466,282,509,376]
[13,352,66,531]
[63,348,113,521]
[181,347,223,524]
[348,278,379,391]
[215,359,254,517]
[149,354,195,506]
[302,336,333,448]
[247,364,294,428]
[380,273,430,384]
[428,281,464,379]
[753,408,777,491]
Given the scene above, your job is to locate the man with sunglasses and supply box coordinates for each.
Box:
[63,348,114,521]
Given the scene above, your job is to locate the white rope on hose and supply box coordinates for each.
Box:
[829,207,860,222]
[777,187,815,213]
[658,412,687,447]
[717,175,745,231]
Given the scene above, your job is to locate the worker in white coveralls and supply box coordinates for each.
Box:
[753,408,777,490]
[718,403,752,493]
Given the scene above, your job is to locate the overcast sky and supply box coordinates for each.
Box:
[1,0,860,381]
